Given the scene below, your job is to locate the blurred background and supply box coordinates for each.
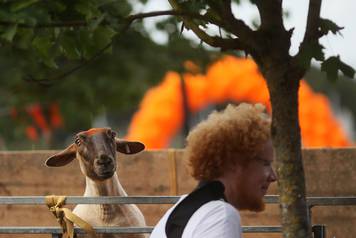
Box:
[0,0,355,150]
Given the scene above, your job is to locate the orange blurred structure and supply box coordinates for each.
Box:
[127,56,351,148]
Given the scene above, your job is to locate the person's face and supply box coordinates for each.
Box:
[223,140,277,212]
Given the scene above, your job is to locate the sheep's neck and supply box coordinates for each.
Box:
[84,172,126,196]
[84,172,127,222]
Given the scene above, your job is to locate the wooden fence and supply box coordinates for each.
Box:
[1,148,356,237]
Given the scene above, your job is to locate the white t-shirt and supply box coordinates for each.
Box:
[150,195,242,238]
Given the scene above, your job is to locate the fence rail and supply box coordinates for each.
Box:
[0,226,284,234]
[1,195,355,238]
[2,195,356,206]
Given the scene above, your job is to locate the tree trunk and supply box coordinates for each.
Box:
[263,62,312,238]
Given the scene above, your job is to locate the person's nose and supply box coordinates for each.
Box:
[268,168,278,182]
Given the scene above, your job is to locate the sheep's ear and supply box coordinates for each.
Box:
[45,143,77,167]
[115,139,145,154]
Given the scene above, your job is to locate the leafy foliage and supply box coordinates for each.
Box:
[298,42,325,68]
[321,56,355,81]
[319,18,344,36]
[0,1,215,149]
[0,0,132,73]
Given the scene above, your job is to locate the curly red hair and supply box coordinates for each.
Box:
[185,103,271,181]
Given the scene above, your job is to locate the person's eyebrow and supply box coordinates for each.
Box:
[255,157,272,164]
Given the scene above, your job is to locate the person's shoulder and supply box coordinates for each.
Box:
[150,194,188,238]
[202,200,239,214]
[189,200,240,225]
[185,200,242,237]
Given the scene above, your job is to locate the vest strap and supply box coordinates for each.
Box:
[165,180,226,238]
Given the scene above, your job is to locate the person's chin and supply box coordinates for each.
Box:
[246,197,265,212]
[250,201,265,212]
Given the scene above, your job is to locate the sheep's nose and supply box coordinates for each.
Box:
[96,154,113,166]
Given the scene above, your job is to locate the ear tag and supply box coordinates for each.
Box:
[125,144,131,154]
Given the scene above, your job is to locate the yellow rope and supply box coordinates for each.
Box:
[168,149,178,195]
[45,195,96,238]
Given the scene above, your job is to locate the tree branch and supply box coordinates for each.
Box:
[220,0,255,39]
[0,10,224,29]
[302,0,322,44]
[15,8,243,85]
[210,37,248,51]
[167,0,251,51]
[294,0,322,71]
[0,7,251,51]
[5,6,254,83]
[0,20,87,28]
[254,0,284,30]
[168,0,223,48]
[24,41,113,87]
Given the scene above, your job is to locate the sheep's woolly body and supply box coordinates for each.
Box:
[73,173,146,238]
[185,103,271,181]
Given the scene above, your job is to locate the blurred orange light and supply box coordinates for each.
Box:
[126,56,351,149]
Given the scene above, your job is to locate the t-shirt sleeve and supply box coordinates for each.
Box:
[191,201,242,238]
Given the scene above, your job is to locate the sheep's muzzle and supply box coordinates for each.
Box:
[93,154,116,179]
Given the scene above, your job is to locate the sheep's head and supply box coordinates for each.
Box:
[45,128,145,181]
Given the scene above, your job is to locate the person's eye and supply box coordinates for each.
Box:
[262,160,271,166]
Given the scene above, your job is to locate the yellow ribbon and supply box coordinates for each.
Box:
[45,195,96,238]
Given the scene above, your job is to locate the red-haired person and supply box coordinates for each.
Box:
[150,103,277,238]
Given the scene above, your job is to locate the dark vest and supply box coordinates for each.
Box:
[165,180,226,238]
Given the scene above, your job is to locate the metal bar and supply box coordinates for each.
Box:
[242,226,282,233]
[312,224,326,238]
[0,227,153,234]
[1,196,356,206]
[0,195,279,205]
[308,197,356,206]
[264,195,279,203]
[0,196,181,205]
[0,226,283,234]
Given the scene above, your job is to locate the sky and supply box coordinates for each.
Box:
[134,0,356,69]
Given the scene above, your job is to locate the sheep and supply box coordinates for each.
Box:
[45,127,147,238]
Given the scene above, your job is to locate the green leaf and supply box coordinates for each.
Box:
[97,0,117,7]
[75,1,100,20]
[77,30,93,59]
[321,56,339,81]
[10,0,39,12]
[16,28,34,49]
[1,24,18,42]
[309,43,324,61]
[319,18,344,35]
[206,0,227,14]
[54,27,61,38]
[60,32,81,60]
[50,2,66,12]
[32,35,58,69]
[89,13,107,31]
[32,36,51,57]
[179,1,206,12]
[339,60,355,78]
[321,56,355,81]
[204,7,221,22]
[93,26,116,47]
[298,42,325,68]
[43,57,58,69]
